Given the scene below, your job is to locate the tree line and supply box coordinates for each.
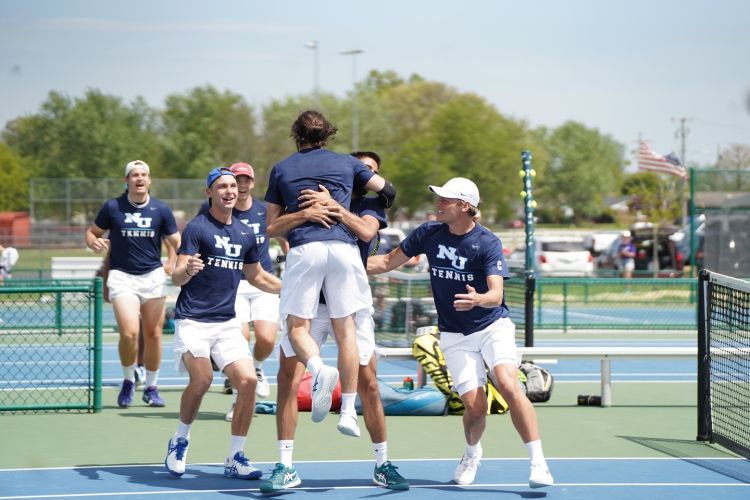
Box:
[4,69,743,225]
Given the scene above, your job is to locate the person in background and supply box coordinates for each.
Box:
[85,160,180,408]
[367,177,553,489]
[618,231,636,280]
[164,167,281,480]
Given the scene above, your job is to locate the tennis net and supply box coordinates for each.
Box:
[697,270,750,459]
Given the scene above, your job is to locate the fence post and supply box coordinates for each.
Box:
[524,273,535,347]
[562,281,569,333]
[55,290,63,335]
[93,277,103,413]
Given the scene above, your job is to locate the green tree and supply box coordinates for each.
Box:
[536,121,624,222]
[0,142,28,210]
[2,90,161,179]
[161,86,260,179]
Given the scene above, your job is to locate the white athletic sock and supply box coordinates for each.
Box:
[253,357,264,369]
[279,440,294,468]
[175,421,191,440]
[525,440,545,464]
[145,370,159,388]
[373,442,388,467]
[229,435,246,458]
[122,364,136,382]
[231,390,238,404]
[306,356,324,377]
[340,393,357,414]
[465,441,482,458]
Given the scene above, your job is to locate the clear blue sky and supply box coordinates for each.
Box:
[1,0,749,168]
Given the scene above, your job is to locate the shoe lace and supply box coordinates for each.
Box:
[255,368,264,382]
[174,439,188,461]
[460,456,480,470]
[269,463,286,479]
[233,452,250,466]
[380,461,401,480]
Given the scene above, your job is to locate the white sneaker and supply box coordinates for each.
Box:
[223,451,262,479]
[529,462,553,488]
[453,453,481,485]
[255,367,270,398]
[310,366,339,423]
[336,412,361,437]
[225,403,235,422]
[164,437,189,477]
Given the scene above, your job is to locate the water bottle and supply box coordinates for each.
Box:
[402,376,414,390]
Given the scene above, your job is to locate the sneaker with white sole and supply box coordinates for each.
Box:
[259,463,301,493]
[373,461,409,490]
[224,451,262,479]
[453,453,481,485]
[529,462,553,488]
[255,367,270,398]
[225,403,235,422]
[336,412,361,437]
[310,365,339,423]
[164,437,189,477]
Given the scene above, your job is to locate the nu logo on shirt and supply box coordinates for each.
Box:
[436,244,467,270]
[124,212,152,228]
[241,220,265,245]
[214,235,241,258]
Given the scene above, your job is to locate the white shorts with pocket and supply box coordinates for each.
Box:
[107,267,166,303]
[173,317,250,373]
[439,317,518,396]
[279,241,371,319]
[279,304,375,365]
[235,279,280,323]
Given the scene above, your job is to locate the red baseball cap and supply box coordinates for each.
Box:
[230,162,255,179]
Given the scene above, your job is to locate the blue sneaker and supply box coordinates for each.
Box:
[224,451,262,479]
[373,461,409,490]
[142,386,165,407]
[259,463,301,493]
[117,379,135,408]
[165,437,189,477]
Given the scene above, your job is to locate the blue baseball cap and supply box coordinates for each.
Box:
[206,167,234,188]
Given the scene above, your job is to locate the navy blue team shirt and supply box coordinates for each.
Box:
[198,200,273,273]
[351,196,387,265]
[264,148,375,248]
[94,194,178,275]
[400,221,510,335]
[175,212,260,322]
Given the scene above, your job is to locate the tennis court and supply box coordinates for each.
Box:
[2,270,750,498]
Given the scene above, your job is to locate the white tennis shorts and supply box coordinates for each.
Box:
[622,259,635,272]
[279,304,375,365]
[280,241,371,319]
[107,267,166,303]
[439,317,518,396]
[235,279,280,323]
[173,317,250,373]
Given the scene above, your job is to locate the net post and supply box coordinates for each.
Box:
[524,272,535,347]
[93,277,103,413]
[696,269,711,441]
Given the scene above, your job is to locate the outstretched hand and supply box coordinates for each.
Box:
[453,284,479,311]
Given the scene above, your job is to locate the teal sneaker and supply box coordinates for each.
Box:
[259,463,301,493]
[373,461,409,490]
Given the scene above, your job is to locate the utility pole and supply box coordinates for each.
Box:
[673,117,691,225]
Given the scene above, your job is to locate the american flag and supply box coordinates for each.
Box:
[638,141,688,179]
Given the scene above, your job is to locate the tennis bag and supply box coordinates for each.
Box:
[412,333,509,415]
[518,362,554,402]
[355,378,447,416]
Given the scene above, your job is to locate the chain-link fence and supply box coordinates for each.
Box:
[0,279,103,412]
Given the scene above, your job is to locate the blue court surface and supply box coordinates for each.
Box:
[2,458,749,499]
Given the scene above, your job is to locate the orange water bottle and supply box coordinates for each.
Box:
[402,376,414,390]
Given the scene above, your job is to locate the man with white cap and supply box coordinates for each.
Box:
[367,177,554,489]
[85,160,180,409]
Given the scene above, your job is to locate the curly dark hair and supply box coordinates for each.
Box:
[291,110,337,149]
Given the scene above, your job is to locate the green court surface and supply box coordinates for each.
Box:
[0,380,735,471]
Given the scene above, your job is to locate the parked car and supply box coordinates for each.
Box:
[510,237,593,276]
[583,230,623,257]
[595,225,685,277]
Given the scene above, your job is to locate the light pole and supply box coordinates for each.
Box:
[340,48,364,151]
[305,40,320,107]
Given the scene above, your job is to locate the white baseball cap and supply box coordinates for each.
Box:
[429,177,480,207]
[124,160,150,177]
